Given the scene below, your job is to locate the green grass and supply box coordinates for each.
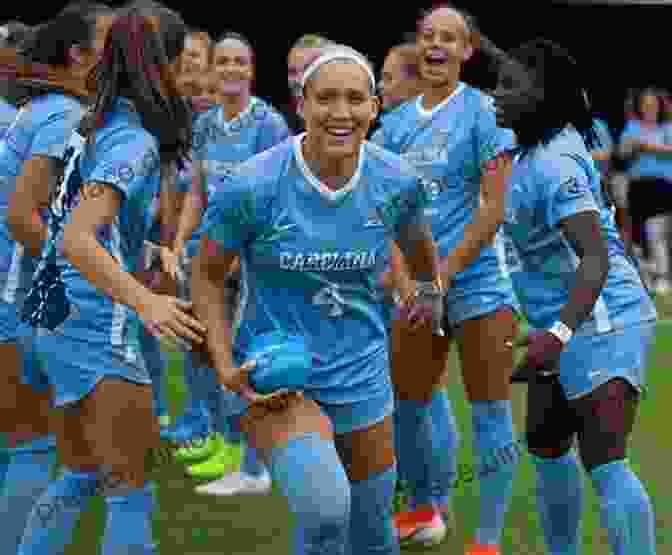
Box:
[66,308,672,554]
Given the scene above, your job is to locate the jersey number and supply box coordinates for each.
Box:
[312,284,346,317]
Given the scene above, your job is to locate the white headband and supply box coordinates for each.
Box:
[300,50,375,95]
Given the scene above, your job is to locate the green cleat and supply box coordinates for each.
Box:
[173,433,222,465]
[185,441,243,481]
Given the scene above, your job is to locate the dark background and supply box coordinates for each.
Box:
[4,1,668,134]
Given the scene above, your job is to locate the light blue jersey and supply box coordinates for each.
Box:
[591,118,613,177]
[503,127,656,334]
[202,135,431,404]
[32,97,160,405]
[193,96,290,194]
[375,84,517,323]
[0,95,84,318]
[185,97,289,259]
[619,119,672,180]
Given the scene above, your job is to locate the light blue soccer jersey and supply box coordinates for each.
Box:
[193,96,290,195]
[374,83,515,278]
[0,94,84,305]
[502,127,656,333]
[591,118,613,177]
[619,119,672,180]
[43,97,160,368]
[201,135,431,404]
[185,97,289,258]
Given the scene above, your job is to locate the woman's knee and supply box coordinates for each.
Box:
[270,433,350,552]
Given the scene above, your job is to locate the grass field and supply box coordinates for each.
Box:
[66,302,672,554]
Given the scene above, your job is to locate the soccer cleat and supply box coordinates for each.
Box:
[158,415,171,427]
[173,433,222,464]
[394,509,447,548]
[194,470,272,496]
[185,441,243,480]
[465,541,501,555]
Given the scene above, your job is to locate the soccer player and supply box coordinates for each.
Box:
[620,89,672,294]
[283,34,333,133]
[17,7,205,554]
[375,6,519,552]
[0,5,113,553]
[171,32,291,490]
[191,45,480,555]
[377,42,424,113]
[179,28,211,75]
[495,38,657,555]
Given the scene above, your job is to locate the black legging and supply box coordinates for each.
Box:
[525,377,639,472]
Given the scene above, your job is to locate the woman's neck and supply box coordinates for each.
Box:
[421,75,460,111]
[302,137,358,191]
[220,92,250,121]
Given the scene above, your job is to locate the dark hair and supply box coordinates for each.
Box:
[506,38,598,154]
[84,7,191,165]
[0,22,34,105]
[21,2,111,67]
[632,87,665,124]
[126,0,187,63]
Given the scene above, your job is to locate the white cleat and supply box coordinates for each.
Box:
[194,471,272,496]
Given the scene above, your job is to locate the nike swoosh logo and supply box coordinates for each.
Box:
[274,223,298,233]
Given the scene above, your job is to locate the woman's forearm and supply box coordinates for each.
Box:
[62,227,150,314]
[192,252,236,377]
[174,191,204,254]
[439,203,501,283]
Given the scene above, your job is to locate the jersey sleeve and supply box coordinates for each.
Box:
[544,156,599,229]
[200,168,257,252]
[256,107,290,153]
[29,104,83,159]
[475,93,516,166]
[86,129,159,200]
[593,119,613,151]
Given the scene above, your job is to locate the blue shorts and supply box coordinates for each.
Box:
[0,301,50,392]
[444,259,518,325]
[219,376,394,436]
[558,320,657,400]
[34,330,151,407]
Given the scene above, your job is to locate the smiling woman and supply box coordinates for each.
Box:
[191,45,445,555]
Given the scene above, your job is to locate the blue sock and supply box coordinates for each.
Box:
[17,466,98,554]
[0,435,57,553]
[269,432,350,555]
[242,445,265,477]
[589,460,656,555]
[471,400,518,545]
[102,481,156,555]
[349,465,399,555]
[395,399,434,508]
[530,450,583,555]
[429,390,459,508]
[140,330,169,421]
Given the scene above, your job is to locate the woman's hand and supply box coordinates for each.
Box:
[139,294,206,348]
[160,246,180,280]
[480,151,514,218]
[218,360,265,403]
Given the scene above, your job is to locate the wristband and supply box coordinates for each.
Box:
[547,321,573,345]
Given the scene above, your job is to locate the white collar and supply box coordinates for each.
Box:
[416,82,466,119]
[292,133,364,202]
